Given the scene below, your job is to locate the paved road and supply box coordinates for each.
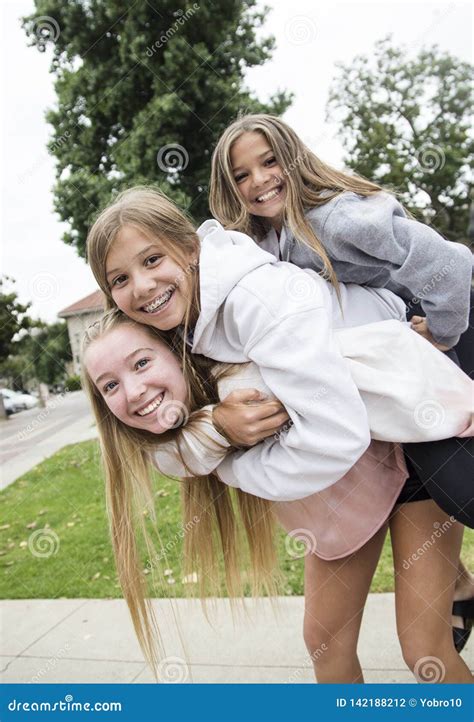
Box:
[0,391,97,490]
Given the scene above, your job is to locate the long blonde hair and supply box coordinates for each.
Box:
[81,309,279,678]
[210,113,384,292]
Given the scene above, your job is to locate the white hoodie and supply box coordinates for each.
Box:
[154,221,472,501]
[185,220,374,498]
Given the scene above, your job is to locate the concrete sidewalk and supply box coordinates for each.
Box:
[1,595,473,683]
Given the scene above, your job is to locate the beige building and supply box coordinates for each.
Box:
[58,291,105,375]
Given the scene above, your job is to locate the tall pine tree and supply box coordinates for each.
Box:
[23,1,292,257]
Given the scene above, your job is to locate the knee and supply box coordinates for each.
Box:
[303,621,331,661]
[398,631,451,677]
[303,617,349,666]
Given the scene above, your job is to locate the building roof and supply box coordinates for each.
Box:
[58,290,105,317]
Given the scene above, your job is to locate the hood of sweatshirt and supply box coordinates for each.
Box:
[192,219,277,350]
[192,219,407,356]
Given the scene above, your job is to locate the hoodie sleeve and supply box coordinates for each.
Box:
[214,264,371,501]
[151,405,231,478]
[320,193,473,348]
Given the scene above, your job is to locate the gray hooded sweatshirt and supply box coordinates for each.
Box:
[259,192,473,348]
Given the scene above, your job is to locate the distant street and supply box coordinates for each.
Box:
[0,391,96,490]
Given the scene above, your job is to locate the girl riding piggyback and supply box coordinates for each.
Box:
[209,113,472,352]
[209,114,474,526]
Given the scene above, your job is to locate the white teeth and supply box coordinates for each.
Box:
[256,187,281,203]
[143,288,174,313]
[137,393,164,416]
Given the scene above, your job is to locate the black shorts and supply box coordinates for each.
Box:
[395,455,431,505]
[394,292,474,522]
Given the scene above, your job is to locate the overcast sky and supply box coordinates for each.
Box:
[1,0,472,323]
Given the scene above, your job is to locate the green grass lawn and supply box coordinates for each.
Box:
[1,440,472,599]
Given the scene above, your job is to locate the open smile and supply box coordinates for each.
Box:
[135,392,165,417]
[140,286,176,314]
[254,185,284,204]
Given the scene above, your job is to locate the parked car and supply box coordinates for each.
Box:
[1,390,20,415]
[0,388,39,414]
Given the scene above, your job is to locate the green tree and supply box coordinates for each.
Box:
[0,277,32,360]
[327,37,473,240]
[1,322,72,389]
[23,0,292,257]
[26,322,73,386]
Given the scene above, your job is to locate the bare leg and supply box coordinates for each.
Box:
[390,500,473,683]
[303,524,387,683]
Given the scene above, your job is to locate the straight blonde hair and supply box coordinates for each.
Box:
[210,114,385,294]
[82,307,278,678]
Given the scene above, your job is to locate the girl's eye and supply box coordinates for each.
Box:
[103,380,118,393]
[264,157,276,166]
[111,274,127,287]
[135,358,149,370]
[234,173,247,183]
[145,254,162,266]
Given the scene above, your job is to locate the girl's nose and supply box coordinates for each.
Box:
[125,378,147,404]
[132,271,156,300]
[251,167,270,188]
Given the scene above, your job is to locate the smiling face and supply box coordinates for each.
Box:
[230,131,287,230]
[106,224,194,331]
[84,324,188,434]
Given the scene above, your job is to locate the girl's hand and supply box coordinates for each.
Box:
[212,389,290,447]
[410,316,451,352]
